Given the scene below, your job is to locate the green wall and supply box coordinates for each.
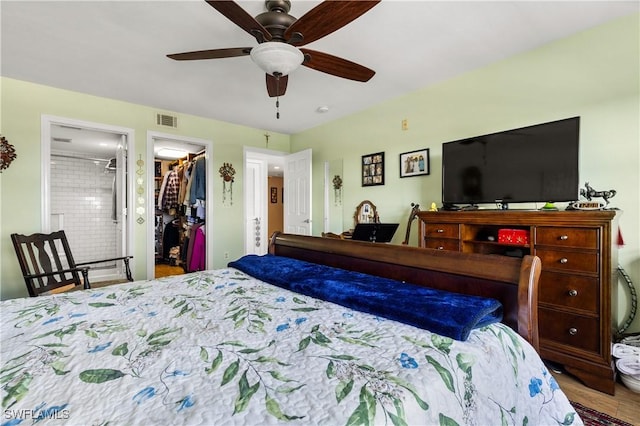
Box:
[0,78,290,300]
[1,13,638,332]
[292,13,640,332]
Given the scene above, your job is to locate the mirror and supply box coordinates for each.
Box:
[354,200,379,225]
[324,159,344,234]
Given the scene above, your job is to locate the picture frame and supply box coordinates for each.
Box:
[270,187,278,203]
[399,148,430,178]
[362,152,385,186]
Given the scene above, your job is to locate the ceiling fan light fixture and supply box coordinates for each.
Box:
[250,42,304,77]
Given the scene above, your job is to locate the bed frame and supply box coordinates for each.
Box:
[269,232,542,350]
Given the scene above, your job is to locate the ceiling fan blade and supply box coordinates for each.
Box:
[300,49,375,82]
[167,47,251,61]
[205,1,271,42]
[285,1,380,46]
[266,74,288,98]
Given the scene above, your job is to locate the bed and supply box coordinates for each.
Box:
[1,233,582,425]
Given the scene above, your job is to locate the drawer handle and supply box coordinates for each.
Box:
[437,246,444,250]
[559,258,568,264]
[559,235,569,241]
[436,229,444,233]
[568,289,578,297]
[569,328,578,336]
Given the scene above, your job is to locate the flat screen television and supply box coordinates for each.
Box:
[441,117,579,208]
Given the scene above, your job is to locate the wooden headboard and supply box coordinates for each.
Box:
[269,232,541,350]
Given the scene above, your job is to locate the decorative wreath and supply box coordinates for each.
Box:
[332,175,343,190]
[219,162,236,182]
[0,136,17,172]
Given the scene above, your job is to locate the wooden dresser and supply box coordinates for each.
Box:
[417,210,619,394]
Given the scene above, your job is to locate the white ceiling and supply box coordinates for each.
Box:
[2,1,638,135]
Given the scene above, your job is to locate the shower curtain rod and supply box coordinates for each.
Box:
[51,153,111,163]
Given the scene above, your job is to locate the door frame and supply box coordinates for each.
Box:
[41,115,135,277]
[244,158,267,255]
[146,131,214,278]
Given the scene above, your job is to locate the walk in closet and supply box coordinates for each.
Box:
[155,150,206,276]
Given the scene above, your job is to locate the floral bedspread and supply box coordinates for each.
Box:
[1,268,582,425]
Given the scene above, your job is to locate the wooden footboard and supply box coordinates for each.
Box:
[269,232,541,350]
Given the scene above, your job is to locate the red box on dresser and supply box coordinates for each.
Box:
[498,228,530,245]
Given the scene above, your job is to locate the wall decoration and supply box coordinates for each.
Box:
[0,135,17,172]
[135,155,145,224]
[270,187,278,203]
[361,152,384,186]
[219,162,236,206]
[332,175,343,206]
[400,148,430,178]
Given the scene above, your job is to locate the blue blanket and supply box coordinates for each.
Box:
[228,254,503,341]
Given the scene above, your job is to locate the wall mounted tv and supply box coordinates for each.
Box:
[441,117,579,208]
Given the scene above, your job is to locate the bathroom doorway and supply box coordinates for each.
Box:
[41,116,134,283]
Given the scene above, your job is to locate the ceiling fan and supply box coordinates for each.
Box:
[167,0,380,100]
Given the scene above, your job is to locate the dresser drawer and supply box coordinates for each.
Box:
[535,227,599,249]
[539,308,600,353]
[423,223,459,239]
[423,238,459,251]
[536,249,599,274]
[539,271,598,313]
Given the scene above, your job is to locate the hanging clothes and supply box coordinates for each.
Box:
[162,168,180,210]
[157,170,170,210]
[185,222,197,271]
[189,224,206,272]
[178,161,191,206]
[162,220,181,261]
[190,156,206,204]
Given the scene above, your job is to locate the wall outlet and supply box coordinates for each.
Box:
[224,252,229,260]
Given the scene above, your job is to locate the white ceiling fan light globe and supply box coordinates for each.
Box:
[250,42,304,77]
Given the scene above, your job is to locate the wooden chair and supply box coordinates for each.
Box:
[11,230,133,297]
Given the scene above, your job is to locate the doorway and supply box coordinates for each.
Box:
[244,148,285,255]
[244,147,312,255]
[41,115,134,282]
[146,132,213,279]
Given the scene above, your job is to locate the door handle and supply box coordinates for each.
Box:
[303,219,311,224]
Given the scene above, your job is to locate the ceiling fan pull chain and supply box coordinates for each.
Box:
[275,72,281,119]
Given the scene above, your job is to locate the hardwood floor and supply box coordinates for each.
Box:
[553,370,640,424]
[155,263,185,278]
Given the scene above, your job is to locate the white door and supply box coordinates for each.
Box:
[245,159,268,255]
[284,149,312,235]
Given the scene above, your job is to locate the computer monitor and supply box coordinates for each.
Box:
[351,223,399,243]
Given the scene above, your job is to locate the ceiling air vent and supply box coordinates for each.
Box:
[156,113,178,128]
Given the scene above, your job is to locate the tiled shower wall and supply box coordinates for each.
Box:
[50,154,117,265]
